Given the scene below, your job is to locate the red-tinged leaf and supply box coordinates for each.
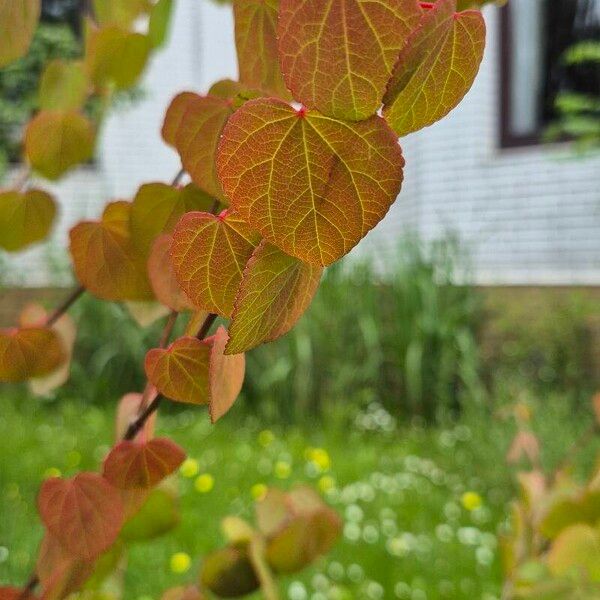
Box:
[19,303,76,396]
[0,189,57,252]
[233,0,290,98]
[115,391,157,442]
[382,0,486,136]
[161,586,204,600]
[103,438,186,489]
[217,98,404,266]
[226,242,322,354]
[38,473,125,562]
[86,26,151,90]
[39,60,88,111]
[145,336,211,405]
[162,93,233,201]
[69,201,154,301]
[592,392,600,426]
[24,110,95,180]
[0,589,38,600]
[124,301,170,327]
[207,326,245,423]
[278,0,423,121]
[131,182,214,256]
[0,327,65,383]
[0,0,40,67]
[171,210,261,317]
[148,235,197,312]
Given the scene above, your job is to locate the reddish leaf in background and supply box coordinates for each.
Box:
[148,234,197,312]
[38,473,124,562]
[0,327,65,383]
[70,201,154,301]
[131,182,214,256]
[103,438,186,489]
[217,98,404,266]
[161,586,205,600]
[382,0,486,136]
[233,0,290,99]
[0,589,38,600]
[278,0,423,121]
[171,210,261,317]
[145,336,211,405]
[0,189,57,252]
[207,326,245,423]
[226,241,322,354]
[115,392,157,441]
[162,93,233,201]
[24,110,95,180]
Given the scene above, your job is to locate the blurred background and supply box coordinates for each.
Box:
[1,1,599,599]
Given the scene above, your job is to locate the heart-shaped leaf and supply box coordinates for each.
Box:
[278,0,423,121]
[382,0,486,136]
[0,188,57,252]
[38,473,124,562]
[233,0,289,98]
[0,0,40,67]
[145,336,211,404]
[39,60,88,111]
[86,26,151,90]
[171,210,261,317]
[217,98,404,266]
[148,234,197,312]
[0,327,65,383]
[548,524,600,582]
[226,241,322,354]
[103,438,186,489]
[70,201,154,301]
[162,93,233,201]
[200,546,260,598]
[131,182,214,256]
[24,110,95,180]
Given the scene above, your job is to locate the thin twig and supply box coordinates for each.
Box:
[12,166,31,192]
[171,168,186,186]
[17,575,39,600]
[196,313,217,340]
[46,286,86,327]
[159,310,179,348]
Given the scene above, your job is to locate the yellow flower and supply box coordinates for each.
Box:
[170,552,191,574]
[275,461,291,479]
[43,467,61,479]
[461,491,483,511]
[306,447,331,472]
[251,483,268,500]
[318,475,336,493]
[258,430,275,448]
[195,473,214,493]
[180,458,200,479]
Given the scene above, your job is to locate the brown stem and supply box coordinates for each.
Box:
[171,168,186,186]
[17,575,39,600]
[196,313,217,340]
[12,166,31,192]
[210,199,221,214]
[46,286,86,327]
[159,310,179,348]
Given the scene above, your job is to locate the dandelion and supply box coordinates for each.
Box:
[180,458,200,478]
[43,467,61,479]
[461,491,483,512]
[258,429,275,448]
[251,483,268,500]
[274,461,291,479]
[195,473,214,493]
[170,552,191,573]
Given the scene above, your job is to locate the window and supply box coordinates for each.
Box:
[500,0,600,147]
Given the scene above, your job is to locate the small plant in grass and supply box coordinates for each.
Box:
[0,0,492,597]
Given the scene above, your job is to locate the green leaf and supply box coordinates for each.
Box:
[199,545,260,598]
[0,0,40,67]
[548,524,600,583]
[149,0,174,48]
[39,60,89,111]
[382,0,486,136]
[121,487,180,542]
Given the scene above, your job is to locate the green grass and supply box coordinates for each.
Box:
[1,392,598,600]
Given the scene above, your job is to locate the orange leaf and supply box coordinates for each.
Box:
[226,241,322,354]
[233,0,290,98]
[0,327,65,383]
[115,391,157,442]
[103,438,186,489]
[0,189,56,252]
[0,588,38,600]
[145,336,211,404]
[148,234,197,312]
[162,93,233,201]
[86,26,151,90]
[131,182,214,256]
[0,0,40,67]
[217,98,404,266]
[24,110,95,180]
[38,472,124,562]
[207,326,245,423]
[171,210,261,317]
[382,0,486,136]
[278,0,422,121]
[70,201,154,301]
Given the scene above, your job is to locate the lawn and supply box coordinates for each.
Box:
[0,391,597,600]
